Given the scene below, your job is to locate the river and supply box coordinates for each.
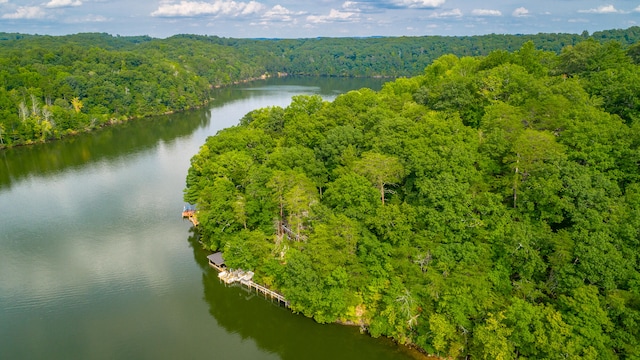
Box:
[0,76,422,359]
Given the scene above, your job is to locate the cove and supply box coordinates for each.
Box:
[0,76,423,359]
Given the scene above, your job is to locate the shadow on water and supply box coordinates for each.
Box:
[186,232,425,360]
[0,109,210,191]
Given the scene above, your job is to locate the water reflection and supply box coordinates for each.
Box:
[0,76,405,360]
[0,76,387,192]
[0,110,210,191]
[187,235,421,360]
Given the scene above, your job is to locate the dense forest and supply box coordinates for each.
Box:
[184,39,640,358]
[2,27,640,147]
[0,33,265,146]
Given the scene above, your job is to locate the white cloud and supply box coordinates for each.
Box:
[341,1,383,14]
[391,0,445,9]
[307,9,359,24]
[261,5,305,22]
[578,5,620,14]
[429,8,462,18]
[151,0,265,17]
[471,9,502,16]
[0,0,8,4]
[45,0,82,8]
[2,6,46,19]
[512,7,529,17]
[633,6,640,13]
[342,1,362,12]
[65,14,109,23]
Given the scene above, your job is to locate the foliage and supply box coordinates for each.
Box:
[3,28,640,147]
[185,39,640,358]
[0,33,264,147]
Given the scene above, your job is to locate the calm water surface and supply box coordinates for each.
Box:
[0,77,420,359]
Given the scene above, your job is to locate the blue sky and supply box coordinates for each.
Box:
[0,0,639,38]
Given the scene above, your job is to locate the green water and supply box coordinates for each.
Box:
[0,77,419,359]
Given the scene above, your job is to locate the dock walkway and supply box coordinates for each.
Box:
[213,264,289,308]
[239,278,290,307]
[182,206,199,227]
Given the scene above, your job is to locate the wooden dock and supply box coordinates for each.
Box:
[239,279,290,307]
[215,267,289,308]
[182,208,199,227]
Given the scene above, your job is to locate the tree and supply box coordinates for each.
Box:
[232,194,248,229]
[504,299,575,359]
[18,101,29,121]
[315,125,364,171]
[223,229,272,270]
[267,170,292,237]
[428,313,463,358]
[510,129,566,209]
[283,174,318,238]
[353,151,406,205]
[71,97,83,113]
[266,170,317,238]
[558,286,615,359]
[323,172,379,220]
[473,312,514,360]
[628,42,640,64]
[265,146,328,194]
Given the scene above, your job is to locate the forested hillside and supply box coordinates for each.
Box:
[1,27,640,147]
[184,40,640,358]
[181,27,640,77]
[0,33,265,146]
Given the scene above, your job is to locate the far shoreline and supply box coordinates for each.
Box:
[0,72,394,151]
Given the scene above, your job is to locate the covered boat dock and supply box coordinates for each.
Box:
[207,252,226,271]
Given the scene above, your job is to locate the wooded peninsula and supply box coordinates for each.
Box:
[4,28,640,358]
[183,31,640,358]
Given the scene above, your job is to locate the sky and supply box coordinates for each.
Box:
[0,0,639,39]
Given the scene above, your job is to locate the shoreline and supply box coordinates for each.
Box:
[205,249,440,360]
[0,73,286,151]
[1,72,394,151]
[0,72,393,151]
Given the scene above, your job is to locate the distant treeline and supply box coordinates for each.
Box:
[1,27,639,147]
[188,26,640,76]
